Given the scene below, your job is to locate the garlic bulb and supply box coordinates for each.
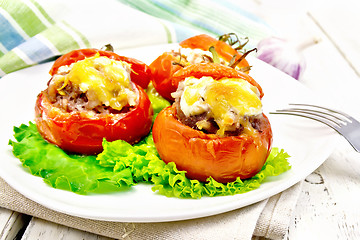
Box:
[257,37,319,80]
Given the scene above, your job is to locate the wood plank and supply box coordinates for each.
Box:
[284,2,360,238]
[0,208,31,240]
[308,0,360,77]
[288,141,360,240]
[21,218,113,240]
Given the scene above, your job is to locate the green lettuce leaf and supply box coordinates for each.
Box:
[9,122,134,194]
[146,83,171,120]
[8,91,291,198]
[9,122,291,198]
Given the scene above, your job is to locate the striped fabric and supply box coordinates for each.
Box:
[0,0,273,77]
[117,0,273,45]
[0,0,54,56]
[0,0,91,76]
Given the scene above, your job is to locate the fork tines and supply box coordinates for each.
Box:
[270,103,360,152]
[271,104,351,129]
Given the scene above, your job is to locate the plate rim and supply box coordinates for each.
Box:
[0,44,337,222]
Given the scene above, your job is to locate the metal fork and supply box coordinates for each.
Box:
[270,103,360,152]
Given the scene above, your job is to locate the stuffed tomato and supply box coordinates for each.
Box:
[50,48,152,89]
[149,34,251,102]
[152,63,272,183]
[35,48,153,155]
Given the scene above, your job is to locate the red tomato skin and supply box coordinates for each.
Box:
[152,105,273,183]
[49,49,152,89]
[35,83,153,155]
[149,52,183,102]
[179,34,250,71]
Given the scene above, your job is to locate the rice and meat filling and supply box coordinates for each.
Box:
[172,75,265,137]
[45,55,138,115]
[170,48,228,66]
[175,101,265,136]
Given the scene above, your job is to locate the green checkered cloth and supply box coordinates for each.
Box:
[0,0,273,77]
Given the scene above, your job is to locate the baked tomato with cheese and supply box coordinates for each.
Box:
[50,48,152,89]
[149,34,251,102]
[152,63,272,183]
[35,48,153,155]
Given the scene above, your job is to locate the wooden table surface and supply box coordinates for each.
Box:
[1,0,359,239]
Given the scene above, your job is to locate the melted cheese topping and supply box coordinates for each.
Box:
[53,54,137,111]
[179,76,262,136]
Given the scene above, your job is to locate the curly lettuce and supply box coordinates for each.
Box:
[9,122,291,198]
[8,89,291,198]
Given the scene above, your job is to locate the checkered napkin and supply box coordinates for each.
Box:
[0,0,301,239]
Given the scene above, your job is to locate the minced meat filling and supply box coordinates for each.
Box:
[174,99,263,136]
[46,81,129,114]
[46,56,137,115]
[170,48,227,66]
[172,75,263,137]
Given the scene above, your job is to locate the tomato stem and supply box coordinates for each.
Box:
[218,33,249,51]
[209,46,220,64]
[172,51,186,67]
[229,48,257,68]
[100,44,114,52]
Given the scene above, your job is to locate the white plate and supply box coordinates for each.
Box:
[0,44,338,222]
